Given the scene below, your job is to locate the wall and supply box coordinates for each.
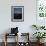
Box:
[10,0,36,35]
[0,0,36,42]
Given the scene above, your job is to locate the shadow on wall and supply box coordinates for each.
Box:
[2,28,11,34]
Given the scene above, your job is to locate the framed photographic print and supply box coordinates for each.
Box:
[11,6,24,22]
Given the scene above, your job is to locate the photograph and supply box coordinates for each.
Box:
[11,6,24,22]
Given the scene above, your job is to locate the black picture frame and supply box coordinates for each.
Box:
[11,6,24,22]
